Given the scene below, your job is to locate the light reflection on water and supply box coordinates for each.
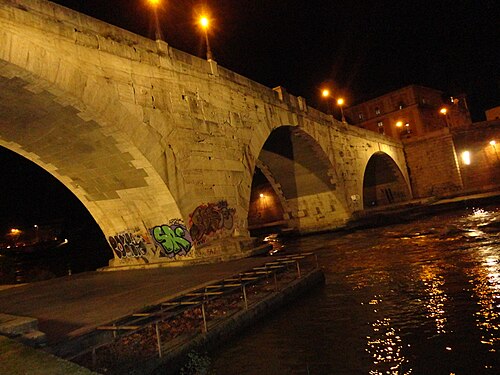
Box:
[420,265,448,335]
[212,205,500,374]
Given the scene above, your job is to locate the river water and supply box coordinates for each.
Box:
[211,204,500,374]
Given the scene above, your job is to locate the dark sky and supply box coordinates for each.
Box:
[51,0,499,121]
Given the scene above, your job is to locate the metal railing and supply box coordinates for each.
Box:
[70,252,319,372]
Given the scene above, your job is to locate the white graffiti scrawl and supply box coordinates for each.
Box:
[108,232,147,260]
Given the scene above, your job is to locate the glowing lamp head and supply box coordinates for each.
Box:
[439,107,447,115]
[337,98,345,106]
[321,89,330,98]
[461,150,471,165]
[489,140,496,146]
[200,16,209,29]
[396,121,403,127]
[259,193,265,198]
[148,0,161,7]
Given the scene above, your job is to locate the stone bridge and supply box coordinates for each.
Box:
[0,0,411,267]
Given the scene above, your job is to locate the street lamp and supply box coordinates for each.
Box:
[337,98,346,123]
[147,0,163,41]
[439,107,450,127]
[199,15,213,60]
[322,89,345,121]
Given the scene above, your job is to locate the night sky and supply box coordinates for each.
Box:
[50,0,499,121]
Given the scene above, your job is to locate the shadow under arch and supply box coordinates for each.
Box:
[0,146,112,282]
[249,126,348,234]
[362,151,411,209]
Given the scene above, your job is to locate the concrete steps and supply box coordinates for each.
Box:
[0,313,46,347]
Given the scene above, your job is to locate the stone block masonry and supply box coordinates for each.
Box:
[0,0,409,267]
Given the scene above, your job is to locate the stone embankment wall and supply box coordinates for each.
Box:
[404,122,500,198]
[453,121,500,192]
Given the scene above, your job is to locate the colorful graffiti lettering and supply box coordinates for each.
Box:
[108,232,147,260]
[189,200,236,244]
[151,222,192,258]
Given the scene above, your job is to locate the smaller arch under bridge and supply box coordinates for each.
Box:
[0,0,411,268]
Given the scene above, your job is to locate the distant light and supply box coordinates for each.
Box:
[490,140,496,146]
[259,193,265,198]
[200,16,209,29]
[322,89,330,98]
[405,123,410,127]
[337,98,345,106]
[439,107,447,115]
[147,0,161,6]
[396,121,403,127]
[461,151,471,165]
[10,228,20,234]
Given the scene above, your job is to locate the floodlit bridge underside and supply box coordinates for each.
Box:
[0,0,411,267]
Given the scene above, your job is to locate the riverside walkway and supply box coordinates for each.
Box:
[0,255,278,346]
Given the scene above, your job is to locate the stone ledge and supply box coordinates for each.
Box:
[0,314,38,336]
[100,243,272,272]
[0,335,98,375]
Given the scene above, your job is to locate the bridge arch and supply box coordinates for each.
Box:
[0,66,189,267]
[249,125,349,233]
[362,151,411,208]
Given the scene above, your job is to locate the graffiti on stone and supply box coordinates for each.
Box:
[108,231,148,260]
[189,200,236,244]
[151,220,193,258]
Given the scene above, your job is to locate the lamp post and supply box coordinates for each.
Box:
[147,0,162,41]
[337,98,346,123]
[322,89,346,122]
[439,107,450,127]
[199,16,213,60]
[321,89,331,113]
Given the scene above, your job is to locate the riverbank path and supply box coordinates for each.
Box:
[0,255,276,345]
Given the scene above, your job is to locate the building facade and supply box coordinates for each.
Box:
[344,85,472,140]
[486,106,500,121]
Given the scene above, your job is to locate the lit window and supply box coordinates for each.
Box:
[375,107,381,115]
[377,121,384,134]
[398,101,405,110]
[358,112,364,120]
[461,151,471,165]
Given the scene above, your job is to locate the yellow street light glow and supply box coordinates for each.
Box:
[259,193,265,198]
[322,89,330,98]
[396,121,403,127]
[147,0,160,7]
[461,151,471,165]
[490,140,496,146]
[200,16,209,29]
[337,98,345,106]
[439,107,447,115]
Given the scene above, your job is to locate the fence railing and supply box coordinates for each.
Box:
[70,252,319,372]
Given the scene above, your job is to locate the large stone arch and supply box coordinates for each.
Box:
[0,64,191,267]
[362,151,411,208]
[249,125,350,233]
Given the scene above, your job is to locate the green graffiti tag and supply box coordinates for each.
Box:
[151,223,193,258]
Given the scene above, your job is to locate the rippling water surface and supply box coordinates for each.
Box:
[212,205,500,374]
